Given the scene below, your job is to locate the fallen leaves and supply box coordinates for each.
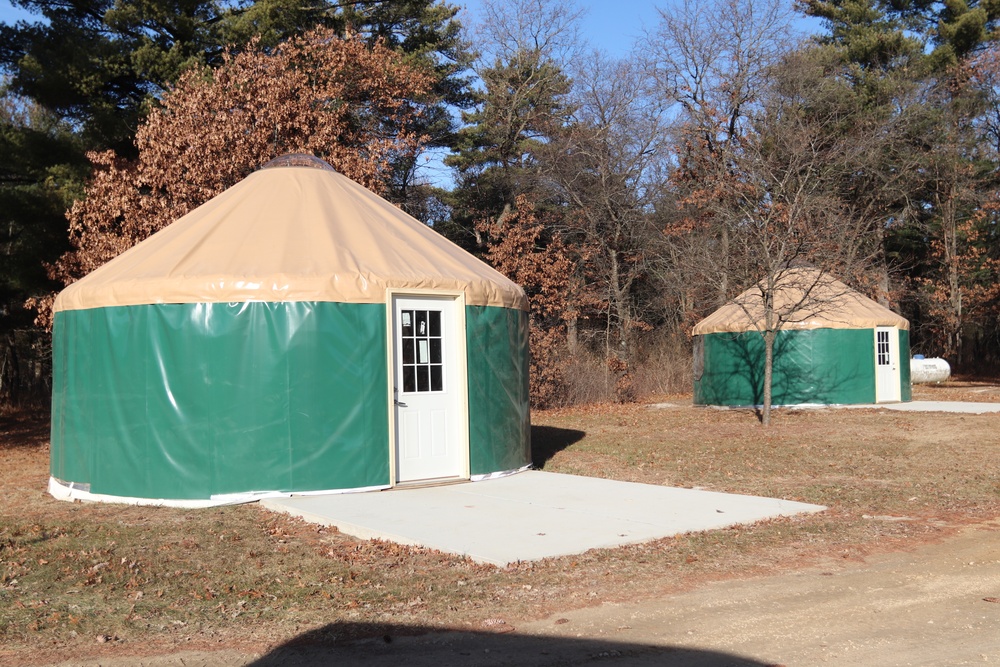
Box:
[2,399,1000,659]
[481,618,514,633]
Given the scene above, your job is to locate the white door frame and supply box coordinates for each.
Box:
[874,326,901,403]
[386,290,470,486]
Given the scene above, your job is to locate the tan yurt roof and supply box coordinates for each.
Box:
[54,155,527,313]
[692,267,908,335]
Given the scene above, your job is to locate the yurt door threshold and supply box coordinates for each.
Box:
[389,293,470,486]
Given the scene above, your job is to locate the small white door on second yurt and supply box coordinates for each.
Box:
[392,295,467,483]
[874,326,901,403]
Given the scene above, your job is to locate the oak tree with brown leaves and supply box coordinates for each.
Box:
[31,28,432,326]
[478,195,573,408]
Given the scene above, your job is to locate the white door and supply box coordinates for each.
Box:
[874,326,901,403]
[392,296,466,483]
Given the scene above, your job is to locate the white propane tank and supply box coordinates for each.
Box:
[910,355,951,384]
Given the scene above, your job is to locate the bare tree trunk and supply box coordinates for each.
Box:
[938,182,963,364]
[0,340,9,405]
[608,248,630,359]
[718,225,730,307]
[875,254,890,307]
[762,287,776,426]
[566,314,578,354]
[946,211,963,367]
[1,333,18,407]
[762,329,774,426]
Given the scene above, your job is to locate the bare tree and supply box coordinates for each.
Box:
[474,0,585,67]
[646,0,793,149]
[542,52,671,376]
[646,0,796,308]
[704,47,918,424]
[913,60,997,364]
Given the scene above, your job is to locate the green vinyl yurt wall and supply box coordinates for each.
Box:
[692,269,911,407]
[49,155,531,506]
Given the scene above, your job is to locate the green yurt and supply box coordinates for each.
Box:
[49,155,530,506]
[693,268,911,407]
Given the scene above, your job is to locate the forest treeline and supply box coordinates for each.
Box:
[2,0,1000,408]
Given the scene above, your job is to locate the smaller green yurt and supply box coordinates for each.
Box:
[49,155,530,506]
[693,268,911,407]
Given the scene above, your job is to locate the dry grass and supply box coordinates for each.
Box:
[2,386,999,664]
[911,378,1000,403]
[562,338,692,405]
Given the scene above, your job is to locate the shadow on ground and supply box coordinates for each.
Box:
[530,424,585,467]
[0,409,50,450]
[247,622,775,666]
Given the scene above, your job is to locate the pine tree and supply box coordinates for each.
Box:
[444,48,572,248]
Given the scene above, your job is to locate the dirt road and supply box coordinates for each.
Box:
[522,522,1000,665]
[36,521,1000,666]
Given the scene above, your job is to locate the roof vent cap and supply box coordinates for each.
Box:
[260,153,336,172]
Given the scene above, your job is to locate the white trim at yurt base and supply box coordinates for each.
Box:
[704,403,853,411]
[48,477,390,508]
[470,464,532,482]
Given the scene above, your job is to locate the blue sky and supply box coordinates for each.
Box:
[0,1,664,46]
[457,0,665,57]
[1,1,31,24]
[455,1,821,56]
[1,1,817,55]
[573,1,665,55]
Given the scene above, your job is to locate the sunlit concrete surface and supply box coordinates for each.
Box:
[262,471,824,566]
[844,400,1000,414]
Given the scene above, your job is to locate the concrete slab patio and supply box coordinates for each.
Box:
[261,471,824,566]
[853,400,1000,414]
[712,400,1000,414]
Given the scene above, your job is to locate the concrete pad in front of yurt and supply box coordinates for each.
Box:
[261,471,824,566]
[842,400,1000,414]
